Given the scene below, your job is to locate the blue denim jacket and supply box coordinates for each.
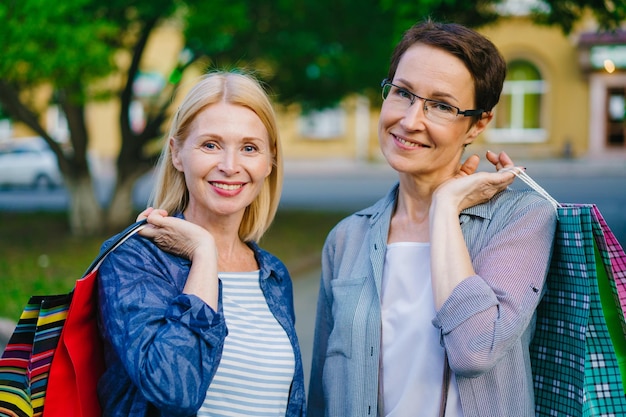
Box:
[97,220,306,417]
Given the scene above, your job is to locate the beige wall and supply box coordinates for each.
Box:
[277,96,382,161]
[477,17,589,158]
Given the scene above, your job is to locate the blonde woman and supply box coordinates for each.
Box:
[97,71,305,416]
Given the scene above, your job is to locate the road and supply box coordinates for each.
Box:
[0,158,625,247]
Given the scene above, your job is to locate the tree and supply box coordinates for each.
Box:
[0,0,184,235]
[531,0,626,34]
[1,0,623,236]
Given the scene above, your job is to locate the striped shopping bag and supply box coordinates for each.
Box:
[0,220,146,417]
[0,296,69,416]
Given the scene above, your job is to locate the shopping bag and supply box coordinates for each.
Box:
[0,220,146,417]
[511,172,626,416]
[589,206,626,395]
[590,205,626,327]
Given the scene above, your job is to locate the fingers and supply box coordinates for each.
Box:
[136,208,169,238]
[459,154,480,175]
[136,208,152,222]
[136,207,168,222]
[485,150,499,167]
[498,151,514,168]
[486,150,518,172]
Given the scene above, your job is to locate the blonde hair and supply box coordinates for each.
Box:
[149,71,283,242]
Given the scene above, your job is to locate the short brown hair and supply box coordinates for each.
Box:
[387,20,506,118]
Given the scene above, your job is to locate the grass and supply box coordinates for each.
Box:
[0,209,350,323]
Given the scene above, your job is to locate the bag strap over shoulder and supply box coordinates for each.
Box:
[501,168,561,211]
[83,219,147,275]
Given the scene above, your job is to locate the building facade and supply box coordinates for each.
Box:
[279,15,626,161]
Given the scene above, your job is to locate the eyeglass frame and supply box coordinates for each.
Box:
[380,79,485,121]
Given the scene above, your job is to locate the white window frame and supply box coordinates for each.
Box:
[487,78,548,143]
[0,119,12,140]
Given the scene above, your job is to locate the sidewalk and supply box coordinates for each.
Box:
[0,318,15,354]
[284,155,626,179]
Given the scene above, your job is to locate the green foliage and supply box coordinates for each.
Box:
[382,0,503,41]
[0,0,116,95]
[180,0,504,109]
[531,0,626,34]
[1,0,623,110]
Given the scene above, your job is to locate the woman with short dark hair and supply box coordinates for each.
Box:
[308,20,557,417]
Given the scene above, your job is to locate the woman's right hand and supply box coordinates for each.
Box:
[137,207,216,262]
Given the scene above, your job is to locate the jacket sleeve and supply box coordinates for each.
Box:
[433,192,557,377]
[98,235,227,416]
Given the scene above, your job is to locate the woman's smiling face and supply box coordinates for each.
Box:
[171,101,273,223]
[378,43,491,181]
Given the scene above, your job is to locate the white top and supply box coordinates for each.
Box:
[198,271,295,417]
[380,242,463,417]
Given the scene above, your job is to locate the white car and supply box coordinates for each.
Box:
[0,139,64,189]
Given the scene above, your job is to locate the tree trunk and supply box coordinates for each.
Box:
[105,171,147,231]
[65,175,104,237]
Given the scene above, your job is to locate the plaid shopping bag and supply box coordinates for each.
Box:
[529,204,626,417]
[589,206,626,395]
[590,206,626,321]
[0,220,146,417]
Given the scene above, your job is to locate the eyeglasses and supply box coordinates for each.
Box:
[381,79,484,125]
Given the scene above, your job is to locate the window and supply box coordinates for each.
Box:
[131,71,166,134]
[298,107,346,140]
[496,0,548,16]
[488,60,547,143]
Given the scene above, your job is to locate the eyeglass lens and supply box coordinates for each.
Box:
[382,83,459,124]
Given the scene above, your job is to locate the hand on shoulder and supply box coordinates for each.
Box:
[435,151,521,212]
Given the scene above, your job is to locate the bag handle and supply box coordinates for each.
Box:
[501,167,561,211]
[83,219,148,275]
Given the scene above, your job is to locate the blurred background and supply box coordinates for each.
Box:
[1,0,626,364]
[2,0,626,234]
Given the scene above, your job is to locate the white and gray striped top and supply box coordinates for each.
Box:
[198,271,295,417]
